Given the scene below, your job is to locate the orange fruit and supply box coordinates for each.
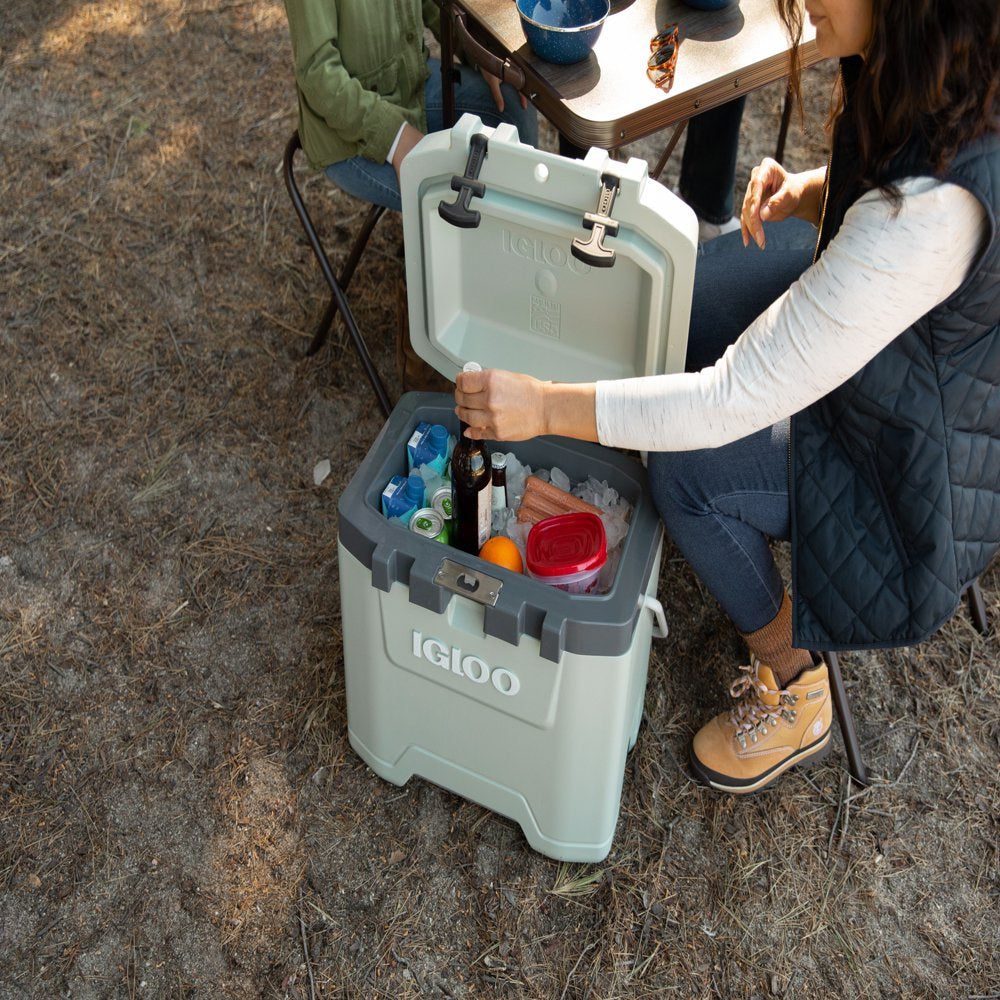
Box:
[478,536,524,574]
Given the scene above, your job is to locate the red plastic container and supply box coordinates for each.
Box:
[526,512,608,594]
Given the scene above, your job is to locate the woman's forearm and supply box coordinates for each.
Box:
[542,381,599,442]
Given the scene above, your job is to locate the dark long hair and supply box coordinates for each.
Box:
[777,0,999,189]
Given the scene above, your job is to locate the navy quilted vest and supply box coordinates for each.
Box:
[791,60,1000,650]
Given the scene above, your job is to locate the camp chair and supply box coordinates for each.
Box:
[282,131,393,419]
[827,580,989,787]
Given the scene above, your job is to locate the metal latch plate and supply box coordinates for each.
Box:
[434,558,502,607]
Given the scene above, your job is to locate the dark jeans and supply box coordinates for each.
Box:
[678,97,747,224]
[646,220,815,633]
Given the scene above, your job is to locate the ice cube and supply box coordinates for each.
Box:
[575,477,620,512]
[550,467,571,493]
[313,458,332,486]
[492,505,516,536]
[417,464,446,497]
[602,511,628,551]
[505,452,530,508]
[572,476,597,507]
[507,520,531,560]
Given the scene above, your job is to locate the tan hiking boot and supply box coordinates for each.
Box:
[690,656,832,794]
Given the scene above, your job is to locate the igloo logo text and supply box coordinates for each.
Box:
[501,229,591,275]
[411,630,521,697]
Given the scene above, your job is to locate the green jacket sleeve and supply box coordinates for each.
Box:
[422,0,442,41]
[283,0,411,164]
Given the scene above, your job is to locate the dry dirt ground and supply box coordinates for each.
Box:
[2,2,999,998]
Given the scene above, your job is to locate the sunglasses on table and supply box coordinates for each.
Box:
[647,22,680,91]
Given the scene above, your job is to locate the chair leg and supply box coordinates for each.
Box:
[825,651,869,787]
[965,578,989,635]
[282,132,393,419]
[305,201,387,357]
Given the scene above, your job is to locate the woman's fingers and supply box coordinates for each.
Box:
[479,68,506,113]
[454,369,542,442]
[741,157,788,250]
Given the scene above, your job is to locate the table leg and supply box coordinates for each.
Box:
[558,134,588,159]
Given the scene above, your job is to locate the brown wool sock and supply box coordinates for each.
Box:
[739,591,814,688]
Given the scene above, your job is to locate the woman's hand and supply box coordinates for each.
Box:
[455,368,598,443]
[740,160,827,249]
[479,67,529,114]
[455,367,547,441]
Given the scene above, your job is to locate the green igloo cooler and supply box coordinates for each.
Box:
[336,115,697,862]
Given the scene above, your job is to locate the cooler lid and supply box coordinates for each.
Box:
[399,115,697,383]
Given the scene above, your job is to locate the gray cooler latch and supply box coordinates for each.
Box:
[438,133,488,229]
[572,173,620,268]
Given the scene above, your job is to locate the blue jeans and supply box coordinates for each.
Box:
[324,58,539,212]
[678,97,747,224]
[646,219,815,633]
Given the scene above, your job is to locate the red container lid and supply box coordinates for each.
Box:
[526,512,607,578]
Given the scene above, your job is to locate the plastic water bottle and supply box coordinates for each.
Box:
[381,471,427,523]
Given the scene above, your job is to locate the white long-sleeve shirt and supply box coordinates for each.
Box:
[595,177,988,452]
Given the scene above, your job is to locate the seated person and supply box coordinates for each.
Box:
[282,0,538,209]
[281,0,539,390]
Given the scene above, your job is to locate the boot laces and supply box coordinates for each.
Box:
[728,655,798,749]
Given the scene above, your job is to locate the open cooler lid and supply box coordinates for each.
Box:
[400,115,697,383]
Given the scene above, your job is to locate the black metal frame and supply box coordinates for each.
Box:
[826,579,989,787]
[282,131,393,419]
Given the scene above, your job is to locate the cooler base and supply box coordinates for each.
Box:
[347,728,618,863]
[338,538,663,863]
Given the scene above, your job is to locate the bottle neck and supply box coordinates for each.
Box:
[458,420,482,445]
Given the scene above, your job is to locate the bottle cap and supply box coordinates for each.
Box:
[463,361,482,373]
[406,472,425,500]
[491,453,507,470]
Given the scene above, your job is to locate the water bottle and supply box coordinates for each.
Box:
[381,471,427,523]
[408,422,450,476]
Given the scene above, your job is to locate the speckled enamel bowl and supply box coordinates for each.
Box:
[682,0,737,10]
[516,0,610,65]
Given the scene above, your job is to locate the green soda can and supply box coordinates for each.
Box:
[430,486,454,544]
[409,507,448,543]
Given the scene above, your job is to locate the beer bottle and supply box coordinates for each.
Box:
[491,452,508,511]
[451,362,492,554]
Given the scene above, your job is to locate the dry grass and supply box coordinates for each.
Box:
[2,1,999,998]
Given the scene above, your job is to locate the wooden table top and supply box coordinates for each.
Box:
[449,0,822,148]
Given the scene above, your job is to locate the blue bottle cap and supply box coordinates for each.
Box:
[430,424,449,450]
[406,472,425,501]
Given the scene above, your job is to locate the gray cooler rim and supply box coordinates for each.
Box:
[337,392,663,662]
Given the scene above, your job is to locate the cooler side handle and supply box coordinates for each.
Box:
[643,594,668,639]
